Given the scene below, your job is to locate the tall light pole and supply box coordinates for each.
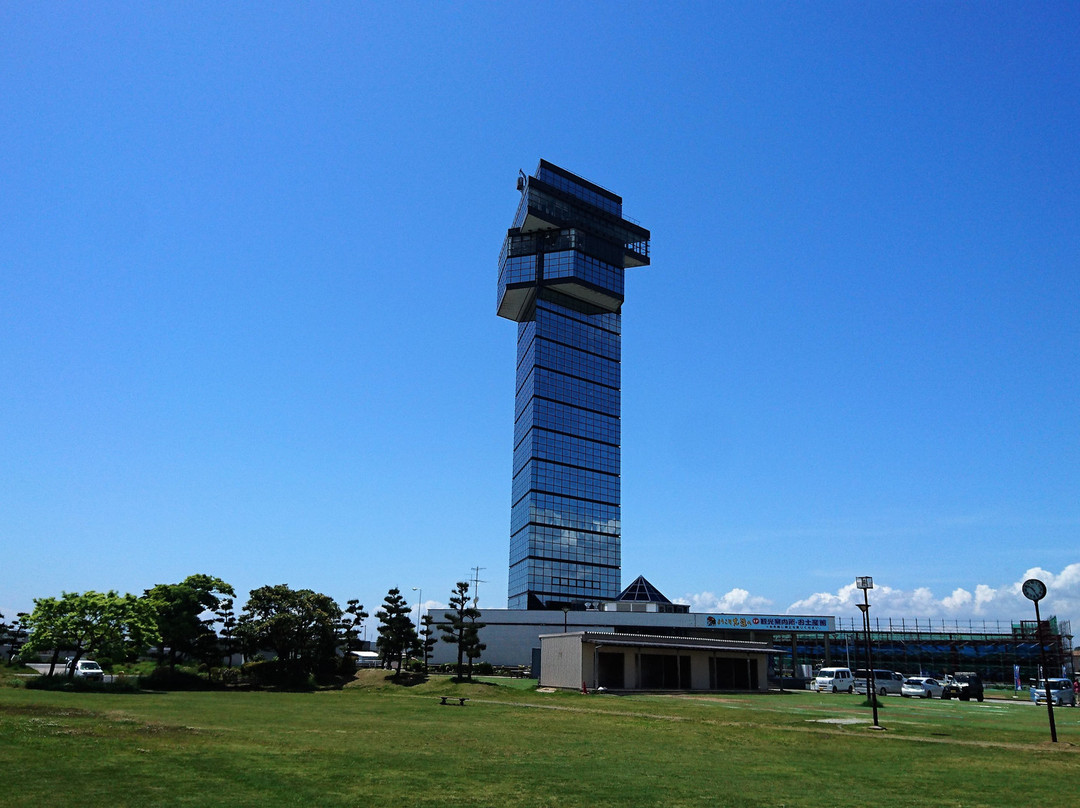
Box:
[412,587,422,633]
[856,576,881,729]
[1023,578,1056,743]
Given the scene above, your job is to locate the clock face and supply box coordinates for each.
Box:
[1022,579,1046,602]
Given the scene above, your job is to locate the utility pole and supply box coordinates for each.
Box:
[470,566,487,607]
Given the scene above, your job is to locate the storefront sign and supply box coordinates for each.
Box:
[703,614,834,631]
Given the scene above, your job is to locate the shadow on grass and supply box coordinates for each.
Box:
[386,672,429,687]
[24,675,142,694]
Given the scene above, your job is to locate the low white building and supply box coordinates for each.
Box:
[539,631,774,692]
[423,577,832,687]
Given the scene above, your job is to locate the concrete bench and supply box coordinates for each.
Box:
[439,696,468,706]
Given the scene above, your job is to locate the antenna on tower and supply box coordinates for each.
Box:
[470,566,487,607]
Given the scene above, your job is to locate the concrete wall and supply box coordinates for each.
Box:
[424,608,820,667]
[539,635,770,692]
[537,633,584,689]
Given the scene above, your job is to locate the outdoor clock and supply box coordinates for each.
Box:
[1022,578,1046,602]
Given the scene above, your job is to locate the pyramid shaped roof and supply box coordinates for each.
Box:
[615,575,672,604]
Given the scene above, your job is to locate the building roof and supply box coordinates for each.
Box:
[540,630,778,656]
[616,575,672,604]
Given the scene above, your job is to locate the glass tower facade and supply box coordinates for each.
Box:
[497,160,650,610]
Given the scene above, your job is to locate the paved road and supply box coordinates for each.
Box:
[24,663,117,683]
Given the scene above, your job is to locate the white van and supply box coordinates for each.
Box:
[814,667,854,693]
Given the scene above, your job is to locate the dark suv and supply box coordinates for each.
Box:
[942,671,984,701]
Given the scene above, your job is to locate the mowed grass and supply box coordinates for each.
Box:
[2,673,1078,808]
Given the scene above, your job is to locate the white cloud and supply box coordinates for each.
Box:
[677,588,774,614]
[941,588,973,611]
[680,563,1080,624]
[786,564,1080,623]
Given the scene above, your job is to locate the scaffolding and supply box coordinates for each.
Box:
[776,616,1073,685]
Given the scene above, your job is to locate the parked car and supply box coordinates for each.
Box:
[1031,678,1075,707]
[814,667,854,693]
[853,669,906,696]
[941,671,984,702]
[65,659,105,682]
[901,676,944,699]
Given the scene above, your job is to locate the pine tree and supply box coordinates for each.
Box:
[375,588,415,676]
[438,581,486,680]
[464,610,487,680]
[415,613,437,672]
[215,598,237,668]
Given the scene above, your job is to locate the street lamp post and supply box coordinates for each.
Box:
[855,576,881,729]
[412,587,422,634]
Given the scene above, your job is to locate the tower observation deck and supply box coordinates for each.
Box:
[497,160,650,610]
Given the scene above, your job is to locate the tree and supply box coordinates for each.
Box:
[215,598,238,668]
[235,585,343,681]
[337,599,368,673]
[413,613,437,672]
[375,587,415,676]
[438,581,485,680]
[464,610,487,680]
[339,599,368,651]
[18,598,67,674]
[21,591,159,677]
[143,574,235,671]
[1,612,27,662]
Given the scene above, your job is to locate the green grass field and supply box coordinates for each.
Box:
[2,672,1077,807]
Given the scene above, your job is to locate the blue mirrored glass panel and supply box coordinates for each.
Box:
[499,161,649,609]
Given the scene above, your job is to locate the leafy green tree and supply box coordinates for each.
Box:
[143,574,235,671]
[235,585,343,680]
[18,598,67,674]
[375,587,415,676]
[21,591,159,677]
[438,581,485,680]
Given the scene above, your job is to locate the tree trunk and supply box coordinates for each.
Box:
[66,647,84,680]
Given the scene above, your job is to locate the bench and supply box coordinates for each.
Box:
[439,696,468,706]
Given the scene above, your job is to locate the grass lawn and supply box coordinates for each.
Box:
[2,672,1077,807]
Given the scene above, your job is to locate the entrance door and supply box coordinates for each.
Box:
[711,657,758,690]
[598,652,624,688]
[639,654,691,689]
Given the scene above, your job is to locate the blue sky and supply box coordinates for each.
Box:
[3,3,1078,632]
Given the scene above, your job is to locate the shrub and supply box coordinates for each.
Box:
[242,659,316,690]
[24,675,139,693]
[138,667,212,691]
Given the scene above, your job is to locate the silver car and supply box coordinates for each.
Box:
[1032,678,1076,707]
[901,676,943,699]
[854,669,906,696]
